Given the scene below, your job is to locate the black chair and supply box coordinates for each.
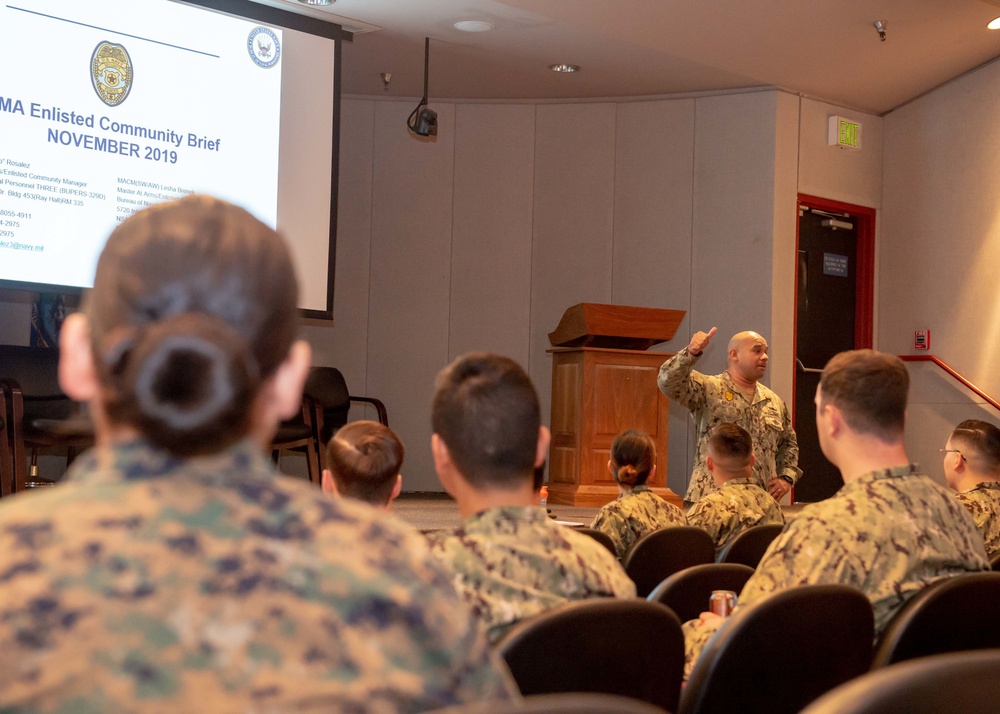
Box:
[271,366,387,482]
[305,366,388,447]
[496,599,684,713]
[423,692,669,714]
[870,571,1000,669]
[716,523,784,568]
[647,563,755,623]
[0,345,93,496]
[270,398,321,484]
[679,584,874,714]
[991,552,1000,571]
[623,526,716,597]
[802,650,1000,714]
[576,527,618,557]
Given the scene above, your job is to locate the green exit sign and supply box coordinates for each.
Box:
[828,115,862,150]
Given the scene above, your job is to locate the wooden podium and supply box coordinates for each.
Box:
[546,304,686,508]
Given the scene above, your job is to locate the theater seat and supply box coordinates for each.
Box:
[647,562,754,623]
[802,650,1000,714]
[680,584,874,714]
[716,523,784,568]
[623,526,716,597]
[871,571,1000,669]
[496,599,684,713]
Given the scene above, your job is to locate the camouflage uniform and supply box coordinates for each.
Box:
[955,481,1000,559]
[589,485,688,560]
[682,464,990,677]
[426,506,637,644]
[0,439,516,712]
[685,477,785,555]
[658,348,801,502]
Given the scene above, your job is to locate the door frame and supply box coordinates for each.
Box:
[792,194,876,442]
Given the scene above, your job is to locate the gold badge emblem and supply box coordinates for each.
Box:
[725,390,734,401]
[92,42,133,107]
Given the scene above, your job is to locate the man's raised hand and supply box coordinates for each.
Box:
[688,326,717,356]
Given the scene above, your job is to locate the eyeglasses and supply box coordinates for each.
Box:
[940,448,965,461]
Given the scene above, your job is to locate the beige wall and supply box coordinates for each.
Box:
[312,90,798,493]
[882,58,1000,482]
[0,87,890,494]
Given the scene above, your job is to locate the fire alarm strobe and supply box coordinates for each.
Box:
[914,330,930,350]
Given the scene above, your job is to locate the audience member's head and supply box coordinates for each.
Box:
[706,422,755,485]
[944,419,1000,490]
[322,421,404,510]
[607,429,656,490]
[816,349,909,454]
[431,353,548,503]
[59,195,309,454]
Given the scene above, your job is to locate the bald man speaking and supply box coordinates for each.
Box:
[658,327,801,504]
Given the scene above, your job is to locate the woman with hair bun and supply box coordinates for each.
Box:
[589,429,688,559]
[0,196,512,711]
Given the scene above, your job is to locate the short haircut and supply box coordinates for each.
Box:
[819,349,909,442]
[950,419,1000,475]
[708,422,753,468]
[432,353,540,489]
[610,430,656,487]
[326,421,404,507]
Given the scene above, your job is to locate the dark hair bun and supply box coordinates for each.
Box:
[617,464,640,486]
[113,313,260,455]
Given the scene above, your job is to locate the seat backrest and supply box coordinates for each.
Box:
[423,692,670,714]
[871,571,1000,669]
[0,346,63,398]
[0,345,82,423]
[801,650,1000,714]
[496,599,684,714]
[576,527,618,557]
[647,562,755,623]
[991,552,1000,571]
[303,367,351,443]
[717,523,784,567]
[679,584,874,714]
[623,526,716,597]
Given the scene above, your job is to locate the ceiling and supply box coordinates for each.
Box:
[255,0,1000,115]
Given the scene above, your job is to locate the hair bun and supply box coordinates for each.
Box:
[617,464,640,486]
[117,313,260,455]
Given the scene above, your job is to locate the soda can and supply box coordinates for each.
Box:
[709,590,738,617]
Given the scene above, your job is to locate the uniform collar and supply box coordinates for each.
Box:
[64,437,274,486]
[464,505,549,531]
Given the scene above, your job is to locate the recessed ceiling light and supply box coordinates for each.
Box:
[549,63,580,73]
[989,16,1000,30]
[454,20,494,33]
[298,0,334,5]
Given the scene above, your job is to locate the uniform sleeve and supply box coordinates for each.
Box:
[685,499,723,548]
[775,399,803,484]
[590,507,628,561]
[738,512,854,606]
[658,348,708,412]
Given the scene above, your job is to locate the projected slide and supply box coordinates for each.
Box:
[0,0,282,289]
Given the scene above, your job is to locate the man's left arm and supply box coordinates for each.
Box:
[775,400,802,483]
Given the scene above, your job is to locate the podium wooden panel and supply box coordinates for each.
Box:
[547,347,682,508]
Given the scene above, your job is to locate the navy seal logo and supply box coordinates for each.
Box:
[92,41,133,107]
[248,26,280,68]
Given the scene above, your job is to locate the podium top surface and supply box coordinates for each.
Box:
[548,303,686,350]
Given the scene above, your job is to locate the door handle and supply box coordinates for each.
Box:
[796,358,824,374]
